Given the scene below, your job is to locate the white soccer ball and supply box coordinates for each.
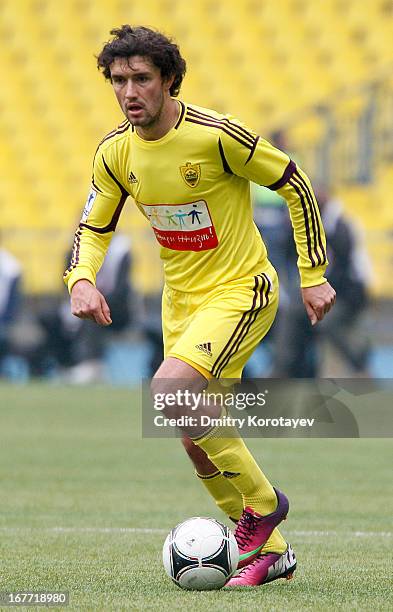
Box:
[162,517,239,590]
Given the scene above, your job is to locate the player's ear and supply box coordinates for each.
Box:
[163,74,175,93]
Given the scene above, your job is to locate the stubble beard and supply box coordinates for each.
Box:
[126,91,165,129]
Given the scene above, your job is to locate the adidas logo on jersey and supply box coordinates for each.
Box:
[128,171,138,184]
[195,342,212,357]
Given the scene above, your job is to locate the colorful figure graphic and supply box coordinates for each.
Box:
[150,207,163,226]
[141,200,218,251]
[165,210,179,226]
[174,210,188,228]
[188,204,203,225]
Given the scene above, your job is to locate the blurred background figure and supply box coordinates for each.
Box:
[0,242,22,377]
[29,233,135,383]
[270,186,372,377]
[315,187,372,375]
[140,293,164,378]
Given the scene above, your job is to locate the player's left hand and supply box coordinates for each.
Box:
[301,282,336,326]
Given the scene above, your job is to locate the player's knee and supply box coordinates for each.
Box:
[150,357,206,417]
[150,376,175,417]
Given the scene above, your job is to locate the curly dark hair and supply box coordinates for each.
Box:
[97,25,186,97]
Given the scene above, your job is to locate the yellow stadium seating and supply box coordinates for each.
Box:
[0,0,392,295]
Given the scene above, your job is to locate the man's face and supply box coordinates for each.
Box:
[110,55,172,128]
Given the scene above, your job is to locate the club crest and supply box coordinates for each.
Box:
[180,162,201,187]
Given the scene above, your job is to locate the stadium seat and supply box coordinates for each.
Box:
[1,0,391,295]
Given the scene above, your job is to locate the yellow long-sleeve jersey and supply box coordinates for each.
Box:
[64,101,327,293]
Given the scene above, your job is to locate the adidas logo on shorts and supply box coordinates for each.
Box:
[195,342,212,357]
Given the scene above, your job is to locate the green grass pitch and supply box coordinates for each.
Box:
[0,383,392,611]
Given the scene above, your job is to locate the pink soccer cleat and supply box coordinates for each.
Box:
[226,543,296,587]
[234,487,289,569]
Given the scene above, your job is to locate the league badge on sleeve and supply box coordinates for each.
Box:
[81,188,97,222]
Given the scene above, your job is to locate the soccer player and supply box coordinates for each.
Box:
[64,26,336,587]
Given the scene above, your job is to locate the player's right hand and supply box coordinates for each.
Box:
[70,279,112,326]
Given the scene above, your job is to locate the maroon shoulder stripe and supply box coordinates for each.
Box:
[93,121,130,158]
[187,106,256,144]
[292,171,327,265]
[185,117,254,150]
[245,136,260,164]
[174,101,186,129]
[289,177,315,267]
[186,107,255,141]
[100,121,130,145]
[186,108,255,146]
[266,160,296,190]
[100,119,129,142]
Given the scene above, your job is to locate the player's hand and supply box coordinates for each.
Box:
[301,282,336,326]
[70,279,112,326]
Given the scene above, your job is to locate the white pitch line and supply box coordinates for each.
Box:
[0,527,166,534]
[0,527,391,537]
[52,527,167,534]
[289,530,392,538]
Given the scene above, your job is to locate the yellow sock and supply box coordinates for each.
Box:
[196,468,287,554]
[196,470,243,521]
[261,528,287,554]
[192,425,277,516]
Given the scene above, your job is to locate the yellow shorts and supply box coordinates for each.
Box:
[163,263,279,380]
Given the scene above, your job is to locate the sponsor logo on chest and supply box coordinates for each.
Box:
[141,200,218,252]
